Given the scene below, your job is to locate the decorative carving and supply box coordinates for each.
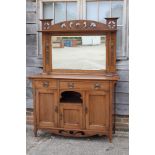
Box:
[59,21,98,29]
[110,36,115,66]
[40,19,118,32]
[45,36,50,65]
[69,22,73,28]
[43,21,51,30]
[40,19,53,31]
[90,22,96,28]
[61,23,66,28]
[109,34,115,66]
[47,129,102,138]
[83,21,87,28]
[59,130,85,136]
[105,18,118,29]
[107,20,116,29]
[75,22,80,27]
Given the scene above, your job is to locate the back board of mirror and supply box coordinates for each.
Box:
[52,35,106,70]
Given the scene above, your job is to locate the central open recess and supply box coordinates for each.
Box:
[60,91,83,104]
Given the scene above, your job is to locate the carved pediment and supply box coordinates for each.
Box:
[53,20,108,30]
[40,19,118,33]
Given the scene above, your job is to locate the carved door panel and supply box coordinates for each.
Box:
[36,89,58,128]
[60,104,83,129]
[86,91,109,130]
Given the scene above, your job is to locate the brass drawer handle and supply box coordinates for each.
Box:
[94,83,101,89]
[68,82,74,89]
[42,81,49,88]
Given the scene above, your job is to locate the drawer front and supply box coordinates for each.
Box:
[59,81,109,90]
[34,79,57,89]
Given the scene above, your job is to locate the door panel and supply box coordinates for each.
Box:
[36,89,58,128]
[86,91,109,130]
[60,104,83,129]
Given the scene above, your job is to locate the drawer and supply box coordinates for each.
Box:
[59,81,109,90]
[33,79,57,89]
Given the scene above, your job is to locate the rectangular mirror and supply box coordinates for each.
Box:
[52,35,106,70]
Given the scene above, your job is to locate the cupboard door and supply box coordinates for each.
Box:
[86,91,109,130]
[60,104,83,129]
[36,89,58,128]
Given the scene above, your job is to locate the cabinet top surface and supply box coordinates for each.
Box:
[28,73,119,81]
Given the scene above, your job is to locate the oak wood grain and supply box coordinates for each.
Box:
[29,19,119,142]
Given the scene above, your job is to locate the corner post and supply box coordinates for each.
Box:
[40,19,53,74]
[105,18,118,73]
[40,19,53,30]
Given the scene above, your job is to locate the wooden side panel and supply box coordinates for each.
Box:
[107,32,117,72]
[42,33,52,73]
[36,89,58,128]
[86,91,109,130]
[106,31,117,73]
[111,32,117,72]
[60,104,83,129]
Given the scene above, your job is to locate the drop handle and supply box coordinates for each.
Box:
[94,83,101,89]
[42,81,49,88]
[85,107,88,113]
[68,82,74,89]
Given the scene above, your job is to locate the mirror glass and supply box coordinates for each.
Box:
[52,35,106,70]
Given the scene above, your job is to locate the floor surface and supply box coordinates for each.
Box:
[27,125,129,155]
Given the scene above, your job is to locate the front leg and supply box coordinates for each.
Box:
[34,126,38,137]
[108,133,112,143]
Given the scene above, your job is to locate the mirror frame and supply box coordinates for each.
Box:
[39,18,118,74]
